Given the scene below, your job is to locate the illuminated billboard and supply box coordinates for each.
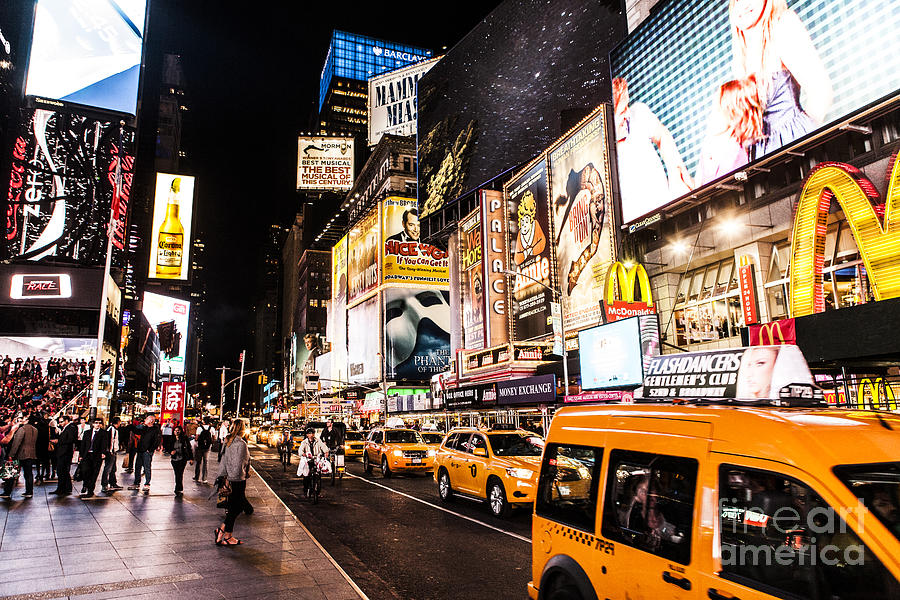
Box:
[382,196,449,287]
[549,107,616,332]
[348,207,379,303]
[458,208,484,350]
[148,173,194,281]
[6,109,135,263]
[142,291,190,376]
[506,159,553,341]
[579,315,660,390]
[384,287,451,381]
[611,0,900,225]
[25,0,148,115]
[296,136,354,192]
[329,235,349,386]
[0,264,103,309]
[347,295,380,384]
[368,57,438,146]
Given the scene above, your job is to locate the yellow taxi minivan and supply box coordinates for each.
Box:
[529,363,900,599]
[434,426,545,517]
[363,427,435,477]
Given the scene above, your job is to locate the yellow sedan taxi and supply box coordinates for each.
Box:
[434,427,544,517]
[343,430,366,459]
[363,427,436,477]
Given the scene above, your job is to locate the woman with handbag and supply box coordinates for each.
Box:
[169,425,192,496]
[215,419,252,546]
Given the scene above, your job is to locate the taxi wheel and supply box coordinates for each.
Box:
[545,579,583,600]
[487,479,511,518]
[437,469,454,502]
[381,455,392,478]
[363,453,372,474]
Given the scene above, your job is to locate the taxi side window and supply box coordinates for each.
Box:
[444,433,461,450]
[470,435,487,454]
[536,444,602,533]
[368,431,382,444]
[719,465,900,599]
[600,450,698,565]
[458,434,475,453]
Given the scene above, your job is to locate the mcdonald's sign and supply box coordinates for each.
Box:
[603,262,655,322]
[857,378,898,411]
[748,318,796,346]
[738,255,759,326]
[790,154,900,317]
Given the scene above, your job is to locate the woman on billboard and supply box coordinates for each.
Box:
[736,345,813,399]
[729,0,832,159]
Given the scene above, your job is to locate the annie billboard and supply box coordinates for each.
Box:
[612,0,900,225]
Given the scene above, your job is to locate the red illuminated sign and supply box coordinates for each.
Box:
[738,262,759,326]
[160,382,185,426]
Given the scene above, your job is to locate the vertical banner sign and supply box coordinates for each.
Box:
[384,287,451,380]
[551,302,563,356]
[738,258,759,326]
[506,159,553,341]
[549,107,616,332]
[148,173,195,281]
[480,190,509,347]
[382,196,449,286]
[108,142,134,251]
[330,235,348,387]
[458,208,485,350]
[348,207,379,304]
[160,381,185,426]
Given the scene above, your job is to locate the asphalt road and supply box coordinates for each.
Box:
[249,443,533,600]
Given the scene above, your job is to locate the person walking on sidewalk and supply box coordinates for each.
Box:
[217,418,230,461]
[128,414,160,494]
[50,415,79,496]
[193,418,212,484]
[169,425,192,496]
[34,412,50,486]
[78,417,108,498]
[1,415,37,499]
[101,417,122,493]
[215,419,252,546]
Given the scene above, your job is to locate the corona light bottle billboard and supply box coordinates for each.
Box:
[149,173,195,281]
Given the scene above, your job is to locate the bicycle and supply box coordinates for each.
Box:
[328,446,345,485]
[304,457,322,504]
[278,441,291,471]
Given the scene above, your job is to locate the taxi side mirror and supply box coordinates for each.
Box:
[473,448,487,457]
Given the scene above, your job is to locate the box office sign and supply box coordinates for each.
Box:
[443,383,497,410]
[496,374,556,406]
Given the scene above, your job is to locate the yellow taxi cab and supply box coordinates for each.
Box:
[343,430,365,459]
[256,425,271,445]
[528,346,900,600]
[363,427,435,477]
[420,431,446,446]
[434,426,545,518]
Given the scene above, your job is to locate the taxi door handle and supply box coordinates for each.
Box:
[662,571,691,591]
[708,590,739,600]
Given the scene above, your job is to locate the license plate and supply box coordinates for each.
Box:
[412,458,422,464]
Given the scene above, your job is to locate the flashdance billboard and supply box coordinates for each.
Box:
[506,159,553,341]
[142,291,190,377]
[348,207,379,304]
[382,196,449,287]
[148,173,194,281]
[296,136,354,192]
[611,0,900,224]
[384,287,451,382]
[347,295,380,384]
[549,107,616,332]
[25,0,148,115]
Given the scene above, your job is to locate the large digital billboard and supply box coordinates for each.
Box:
[6,109,135,263]
[148,173,194,281]
[384,287,451,381]
[417,0,626,218]
[348,207,379,304]
[506,159,553,341]
[25,0,148,115]
[0,264,103,309]
[579,315,660,390]
[612,0,900,225]
[382,196,449,287]
[296,136,354,192]
[142,291,190,377]
[549,107,616,332]
[368,57,438,146]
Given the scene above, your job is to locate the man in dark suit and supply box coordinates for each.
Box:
[50,415,79,496]
[78,417,108,498]
[386,209,420,242]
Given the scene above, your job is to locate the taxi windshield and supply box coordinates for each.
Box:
[488,433,544,456]
[345,431,364,441]
[421,433,444,443]
[834,462,900,541]
[385,430,421,444]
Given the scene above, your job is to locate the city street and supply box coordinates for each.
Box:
[249,443,533,600]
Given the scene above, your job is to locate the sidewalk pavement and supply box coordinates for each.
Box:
[0,452,366,600]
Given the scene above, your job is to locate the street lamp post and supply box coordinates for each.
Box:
[502,269,569,398]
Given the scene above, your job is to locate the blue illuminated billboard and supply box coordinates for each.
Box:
[579,315,660,390]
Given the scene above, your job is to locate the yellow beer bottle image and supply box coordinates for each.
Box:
[156,177,184,277]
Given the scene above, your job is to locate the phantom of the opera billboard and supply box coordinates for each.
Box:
[368,57,438,146]
[506,159,554,341]
[384,287,451,381]
[148,173,195,281]
[6,110,135,263]
[382,196,449,287]
[612,0,900,225]
[549,107,617,332]
[296,136,354,192]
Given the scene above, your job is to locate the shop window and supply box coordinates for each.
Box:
[715,259,734,296]
[675,275,690,306]
[688,270,704,302]
[766,283,789,321]
[719,465,900,599]
[601,450,698,565]
[700,265,717,300]
[536,444,603,533]
[727,296,744,335]
[673,309,687,347]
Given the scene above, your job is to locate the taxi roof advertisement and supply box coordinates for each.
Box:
[642,345,813,400]
[549,107,617,332]
[611,0,900,225]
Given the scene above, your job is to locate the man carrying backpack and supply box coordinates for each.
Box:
[193,418,213,484]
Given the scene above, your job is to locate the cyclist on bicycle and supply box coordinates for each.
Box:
[277,429,293,465]
[298,428,328,498]
[319,418,343,454]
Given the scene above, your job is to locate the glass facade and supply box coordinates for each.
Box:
[319,31,432,111]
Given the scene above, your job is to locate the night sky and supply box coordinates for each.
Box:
[161,1,503,385]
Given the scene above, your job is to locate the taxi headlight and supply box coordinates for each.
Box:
[427,449,436,457]
[393,449,403,457]
[506,468,534,479]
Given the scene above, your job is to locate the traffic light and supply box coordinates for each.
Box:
[263,374,268,385]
